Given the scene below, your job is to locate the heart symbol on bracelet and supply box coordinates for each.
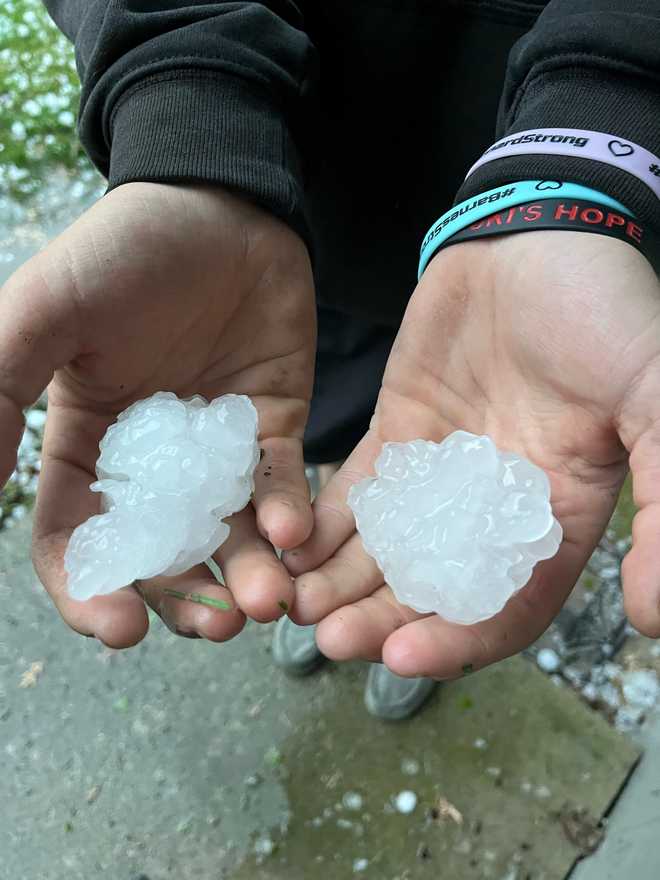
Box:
[608,140,635,157]
[535,180,562,191]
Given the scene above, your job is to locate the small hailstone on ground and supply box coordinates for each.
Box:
[343,792,364,811]
[615,704,645,732]
[65,392,259,600]
[348,432,561,624]
[582,683,599,703]
[401,758,420,775]
[353,858,369,873]
[394,790,418,814]
[598,682,622,710]
[621,669,660,709]
[536,648,562,673]
[254,836,274,856]
[25,408,47,431]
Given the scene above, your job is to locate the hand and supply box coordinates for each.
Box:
[0,183,316,647]
[284,231,660,679]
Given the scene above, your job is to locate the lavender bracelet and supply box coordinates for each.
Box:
[465,129,660,200]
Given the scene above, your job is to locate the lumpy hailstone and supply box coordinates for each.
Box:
[348,432,562,625]
[65,392,259,600]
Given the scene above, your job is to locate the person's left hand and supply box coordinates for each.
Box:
[283,231,660,679]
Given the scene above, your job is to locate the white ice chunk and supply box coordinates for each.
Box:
[394,790,418,814]
[348,432,562,625]
[65,392,259,600]
[621,669,660,709]
[536,648,562,673]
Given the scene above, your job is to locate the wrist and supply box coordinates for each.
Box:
[439,198,660,275]
[418,181,633,279]
[456,68,660,235]
[106,71,312,254]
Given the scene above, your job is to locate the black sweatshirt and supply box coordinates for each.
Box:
[44,1,660,325]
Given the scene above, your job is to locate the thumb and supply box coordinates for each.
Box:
[619,358,660,637]
[0,252,80,483]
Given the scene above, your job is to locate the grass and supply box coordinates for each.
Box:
[0,0,92,201]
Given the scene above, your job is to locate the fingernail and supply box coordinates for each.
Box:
[174,627,202,640]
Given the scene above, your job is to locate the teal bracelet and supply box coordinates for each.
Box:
[418,180,633,279]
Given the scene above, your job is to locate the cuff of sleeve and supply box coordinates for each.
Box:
[106,70,312,252]
[454,69,660,235]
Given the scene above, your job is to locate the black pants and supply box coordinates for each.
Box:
[301,6,535,462]
[303,305,397,464]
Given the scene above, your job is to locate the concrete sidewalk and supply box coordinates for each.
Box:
[0,516,646,880]
[571,697,660,879]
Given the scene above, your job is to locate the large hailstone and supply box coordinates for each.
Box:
[65,392,259,601]
[347,432,562,625]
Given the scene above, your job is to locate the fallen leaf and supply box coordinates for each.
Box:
[86,784,102,804]
[559,804,605,855]
[436,796,463,825]
[19,661,44,688]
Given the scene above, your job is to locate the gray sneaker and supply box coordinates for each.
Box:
[272,617,325,677]
[364,664,437,720]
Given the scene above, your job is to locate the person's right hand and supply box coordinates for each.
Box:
[0,183,316,648]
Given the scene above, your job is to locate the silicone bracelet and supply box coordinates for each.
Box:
[465,129,660,200]
[437,199,659,272]
[418,181,631,279]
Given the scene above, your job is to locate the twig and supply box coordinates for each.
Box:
[163,588,231,611]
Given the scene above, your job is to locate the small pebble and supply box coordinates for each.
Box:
[394,790,418,814]
[599,682,622,710]
[603,662,622,681]
[563,665,586,687]
[615,705,645,732]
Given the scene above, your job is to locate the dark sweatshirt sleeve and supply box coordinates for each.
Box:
[454,0,660,232]
[43,1,316,247]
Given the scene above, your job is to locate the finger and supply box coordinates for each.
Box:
[315,584,422,662]
[134,567,246,642]
[254,437,313,549]
[32,402,149,649]
[0,255,80,484]
[283,431,381,576]
[290,533,384,625]
[622,421,660,636]
[382,544,585,679]
[214,504,295,622]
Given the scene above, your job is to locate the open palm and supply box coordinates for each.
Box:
[284,231,660,678]
[0,183,316,647]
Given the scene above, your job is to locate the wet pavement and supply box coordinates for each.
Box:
[1,515,641,880]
